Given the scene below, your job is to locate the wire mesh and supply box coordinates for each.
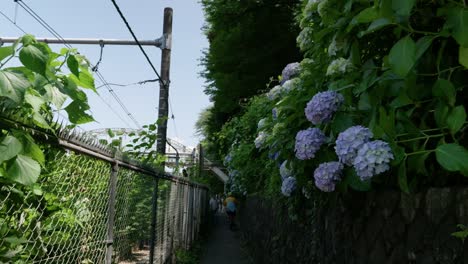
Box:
[0,141,208,264]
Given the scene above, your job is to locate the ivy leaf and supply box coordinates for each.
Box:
[432,79,456,106]
[436,144,468,176]
[398,160,409,194]
[389,36,416,77]
[67,55,80,77]
[6,154,41,185]
[19,44,49,75]
[44,84,68,109]
[0,46,14,61]
[392,0,416,18]
[0,70,30,103]
[447,105,466,134]
[64,100,95,124]
[0,135,23,163]
[460,46,468,68]
[444,8,468,47]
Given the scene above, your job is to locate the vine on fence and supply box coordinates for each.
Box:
[217,0,468,214]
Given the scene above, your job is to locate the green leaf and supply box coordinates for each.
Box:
[398,160,409,194]
[24,91,46,112]
[67,55,80,77]
[359,18,392,37]
[444,8,468,47]
[436,143,468,176]
[0,70,30,102]
[44,84,68,109]
[434,101,449,127]
[432,79,456,106]
[4,236,28,246]
[19,44,49,75]
[460,46,468,68]
[348,7,379,31]
[392,0,416,18]
[69,69,96,92]
[447,105,466,134]
[415,36,433,60]
[389,36,416,77]
[0,46,14,61]
[345,168,372,191]
[19,35,35,46]
[6,154,41,185]
[64,101,95,124]
[32,113,51,129]
[0,135,23,163]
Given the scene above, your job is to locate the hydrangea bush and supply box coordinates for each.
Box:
[214,0,468,207]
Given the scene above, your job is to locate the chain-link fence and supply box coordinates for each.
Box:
[0,121,208,264]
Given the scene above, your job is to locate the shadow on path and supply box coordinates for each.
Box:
[200,213,251,264]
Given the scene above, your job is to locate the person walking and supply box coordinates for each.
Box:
[223,193,238,230]
[209,195,218,224]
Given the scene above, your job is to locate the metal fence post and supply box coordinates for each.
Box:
[105,162,119,264]
[149,177,160,263]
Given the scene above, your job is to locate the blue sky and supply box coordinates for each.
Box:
[1,0,210,147]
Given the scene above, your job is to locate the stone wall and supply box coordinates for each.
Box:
[239,188,468,264]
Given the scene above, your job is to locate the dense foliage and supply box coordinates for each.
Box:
[200,0,302,154]
[201,0,468,209]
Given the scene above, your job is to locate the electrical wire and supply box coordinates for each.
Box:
[0,9,27,34]
[109,0,165,87]
[95,78,159,89]
[15,0,141,128]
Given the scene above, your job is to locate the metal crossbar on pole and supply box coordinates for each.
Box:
[0,36,166,47]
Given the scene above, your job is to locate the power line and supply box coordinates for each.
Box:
[15,0,141,128]
[96,78,159,89]
[0,9,27,34]
[109,0,165,87]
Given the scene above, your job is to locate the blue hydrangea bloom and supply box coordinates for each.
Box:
[272,108,278,120]
[268,151,280,161]
[267,85,283,101]
[280,160,293,180]
[305,91,344,125]
[281,177,297,197]
[228,170,239,179]
[280,62,300,85]
[314,161,343,192]
[353,140,394,181]
[335,126,373,165]
[224,153,232,166]
[295,128,326,160]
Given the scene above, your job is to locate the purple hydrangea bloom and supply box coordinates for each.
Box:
[335,126,373,166]
[313,162,343,192]
[294,128,326,160]
[305,91,344,125]
[281,177,297,197]
[353,140,394,181]
[280,160,293,180]
[280,62,300,85]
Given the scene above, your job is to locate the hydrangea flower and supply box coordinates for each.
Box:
[313,161,343,192]
[295,128,326,160]
[272,122,286,137]
[228,170,239,179]
[272,108,278,120]
[326,58,353,76]
[224,153,232,166]
[335,126,373,165]
[254,131,267,149]
[282,78,301,93]
[257,118,267,130]
[268,151,280,161]
[280,160,293,180]
[353,140,394,181]
[281,177,297,197]
[267,85,282,100]
[305,91,344,125]
[280,62,300,84]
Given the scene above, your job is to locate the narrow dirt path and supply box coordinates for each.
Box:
[200,213,252,264]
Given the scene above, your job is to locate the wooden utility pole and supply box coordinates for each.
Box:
[150,7,172,264]
[156,7,173,161]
